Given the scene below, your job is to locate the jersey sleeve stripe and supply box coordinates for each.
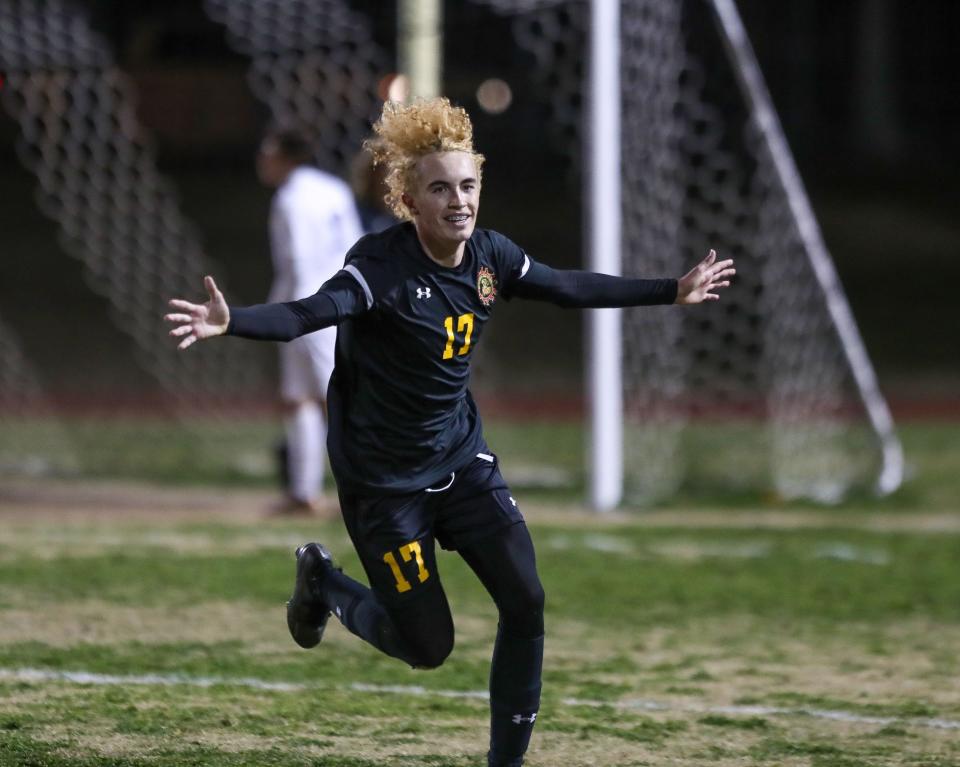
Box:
[343,264,374,309]
[520,254,531,278]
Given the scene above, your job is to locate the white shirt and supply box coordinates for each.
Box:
[268,166,364,303]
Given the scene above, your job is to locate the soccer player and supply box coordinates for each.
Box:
[256,128,364,514]
[166,97,734,767]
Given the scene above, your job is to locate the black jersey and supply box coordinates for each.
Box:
[227,221,678,496]
[326,223,528,494]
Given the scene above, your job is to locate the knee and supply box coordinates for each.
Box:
[521,581,546,618]
[386,587,455,669]
[500,581,546,638]
[408,632,454,670]
[376,615,453,669]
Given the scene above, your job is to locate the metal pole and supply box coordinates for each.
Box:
[588,0,623,511]
[398,0,443,99]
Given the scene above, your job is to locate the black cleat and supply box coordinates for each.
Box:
[286,542,335,649]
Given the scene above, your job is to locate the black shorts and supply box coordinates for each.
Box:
[338,449,524,606]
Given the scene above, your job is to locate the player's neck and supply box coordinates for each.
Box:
[415,231,466,269]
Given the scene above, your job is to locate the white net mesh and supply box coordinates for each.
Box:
[478,0,587,177]
[0,0,390,482]
[0,0,899,499]
[204,0,387,175]
[0,313,78,476]
[0,0,256,412]
[477,0,898,502]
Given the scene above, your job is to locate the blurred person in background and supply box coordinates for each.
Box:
[350,149,399,234]
[168,97,734,767]
[256,127,364,515]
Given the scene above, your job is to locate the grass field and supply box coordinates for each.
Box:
[1,500,959,764]
[4,418,959,508]
[1,420,959,765]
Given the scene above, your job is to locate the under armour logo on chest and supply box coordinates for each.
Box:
[416,287,432,299]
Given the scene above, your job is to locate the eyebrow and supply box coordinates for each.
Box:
[428,177,477,187]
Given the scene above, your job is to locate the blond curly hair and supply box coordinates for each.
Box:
[363,97,485,220]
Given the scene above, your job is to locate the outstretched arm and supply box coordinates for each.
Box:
[510,249,734,308]
[165,271,367,349]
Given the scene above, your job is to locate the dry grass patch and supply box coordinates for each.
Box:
[4,480,960,534]
[0,601,288,647]
[29,711,488,763]
[546,615,960,717]
[0,525,354,561]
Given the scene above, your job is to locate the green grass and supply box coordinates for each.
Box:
[2,416,959,510]
[1,508,959,765]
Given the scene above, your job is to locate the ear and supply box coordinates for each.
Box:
[401,192,418,215]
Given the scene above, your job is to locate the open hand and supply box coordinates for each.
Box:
[675,249,735,305]
[164,276,230,350]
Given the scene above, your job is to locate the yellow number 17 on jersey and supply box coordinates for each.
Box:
[443,313,474,359]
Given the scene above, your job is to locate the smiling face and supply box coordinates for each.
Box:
[402,151,481,260]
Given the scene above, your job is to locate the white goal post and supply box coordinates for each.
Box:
[587,0,903,508]
[587,0,624,510]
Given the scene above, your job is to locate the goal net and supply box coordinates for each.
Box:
[204,0,387,178]
[479,0,903,503]
[0,0,902,502]
[0,0,287,485]
[0,314,78,477]
[0,0,258,414]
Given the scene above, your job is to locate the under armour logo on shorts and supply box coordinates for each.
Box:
[416,287,432,299]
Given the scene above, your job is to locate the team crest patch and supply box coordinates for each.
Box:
[477,267,498,306]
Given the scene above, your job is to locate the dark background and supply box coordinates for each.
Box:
[1,0,957,411]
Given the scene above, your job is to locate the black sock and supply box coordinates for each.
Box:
[487,625,544,767]
[318,569,410,662]
[320,568,451,668]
